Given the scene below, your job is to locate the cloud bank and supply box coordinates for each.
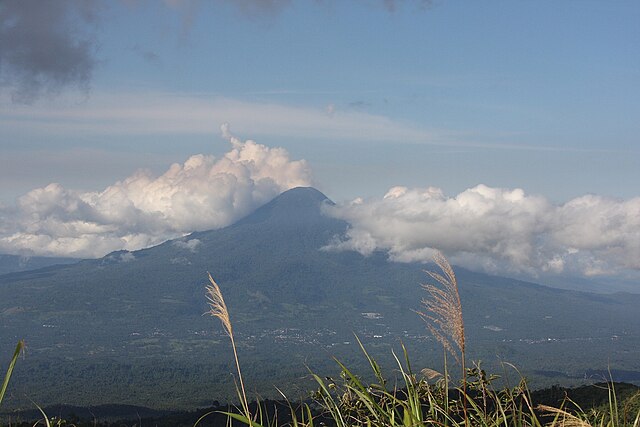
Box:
[0,125,312,258]
[325,185,640,277]
[2,115,637,279]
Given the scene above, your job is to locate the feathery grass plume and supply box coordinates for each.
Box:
[537,404,593,427]
[420,367,443,381]
[417,251,465,362]
[205,273,250,422]
[206,273,232,336]
[417,251,468,423]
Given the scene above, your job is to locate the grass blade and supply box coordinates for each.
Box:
[0,340,25,408]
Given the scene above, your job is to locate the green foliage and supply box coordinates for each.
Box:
[0,340,24,409]
[306,344,535,427]
[212,347,640,427]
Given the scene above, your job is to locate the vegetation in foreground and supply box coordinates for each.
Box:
[199,253,640,427]
[2,254,639,426]
[0,341,23,411]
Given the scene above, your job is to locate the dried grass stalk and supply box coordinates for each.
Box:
[416,251,465,363]
[420,368,443,380]
[417,251,468,423]
[537,405,593,427]
[205,273,250,420]
[206,273,232,336]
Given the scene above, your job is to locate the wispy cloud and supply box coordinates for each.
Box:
[0,91,611,153]
[173,238,201,253]
[382,0,433,13]
[131,45,162,64]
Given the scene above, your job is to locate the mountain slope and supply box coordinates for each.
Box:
[1,187,639,410]
[0,254,79,276]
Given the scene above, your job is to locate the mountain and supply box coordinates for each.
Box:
[1,187,639,412]
[0,254,79,276]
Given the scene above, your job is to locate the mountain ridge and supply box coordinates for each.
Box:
[1,186,639,411]
[0,254,79,276]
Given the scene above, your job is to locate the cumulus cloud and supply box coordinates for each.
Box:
[0,125,312,258]
[325,185,640,277]
[0,0,99,103]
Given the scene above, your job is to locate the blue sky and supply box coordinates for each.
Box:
[1,1,639,282]
[2,0,638,201]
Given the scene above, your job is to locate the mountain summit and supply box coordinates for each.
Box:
[1,186,639,410]
[234,186,334,227]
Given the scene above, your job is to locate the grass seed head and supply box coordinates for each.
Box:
[205,272,232,336]
[417,251,465,363]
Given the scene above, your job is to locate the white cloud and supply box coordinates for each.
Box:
[0,92,443,144]
[325,185,640,277]
[173,238,201,253]
[2,91,604,153]
[118,252,136,263]
[0,125,312,258]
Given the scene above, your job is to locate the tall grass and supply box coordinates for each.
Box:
[202,253,640,427]
[205,272,251,423]
[417,252,465,365]
[416,251,468,424]
[0,340,24,409]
